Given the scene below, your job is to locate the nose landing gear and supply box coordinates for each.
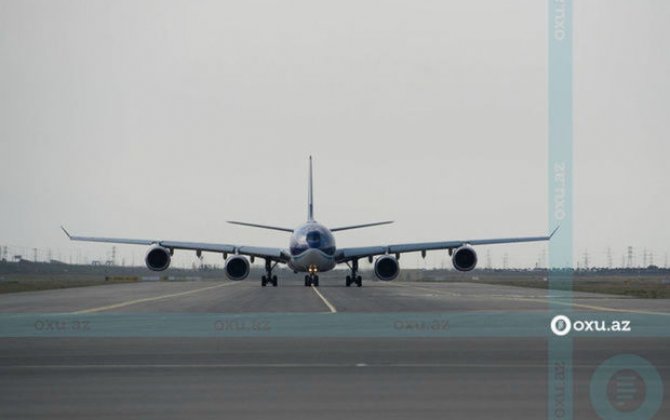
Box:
[305,265,320,287]
[304,275,320,287]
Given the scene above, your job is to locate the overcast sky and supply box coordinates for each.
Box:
[1,1,668,269]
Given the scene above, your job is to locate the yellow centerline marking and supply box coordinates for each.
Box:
[504,296,670,317]
[392,282,670,317]
[311,286,337,313]
[72,283,238,314]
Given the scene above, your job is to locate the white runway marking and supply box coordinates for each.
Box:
[72,282,238,314]
[311,286,337,313]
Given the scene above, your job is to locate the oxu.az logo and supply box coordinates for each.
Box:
[550,315,631,336]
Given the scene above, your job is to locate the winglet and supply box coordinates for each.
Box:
[61,226,72,239]
[549,225,560,239]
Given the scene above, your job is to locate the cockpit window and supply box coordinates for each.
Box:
[306,231,321,247]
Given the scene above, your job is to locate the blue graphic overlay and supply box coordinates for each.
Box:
[2,312,668,338]
[548,0,573,419]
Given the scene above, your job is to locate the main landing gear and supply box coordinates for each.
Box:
[261,259,278,287]
[345,259,362,287]
[304,265,319,287]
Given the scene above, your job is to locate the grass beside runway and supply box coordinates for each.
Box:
[0,274,139,294]
[0,260,239,294]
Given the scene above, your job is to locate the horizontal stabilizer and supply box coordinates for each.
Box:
[331,220,394,232]
[227,221,294,233]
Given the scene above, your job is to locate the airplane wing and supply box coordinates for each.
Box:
[61,227,288,261]
[334,227,559,262]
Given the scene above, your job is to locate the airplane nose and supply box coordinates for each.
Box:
[301,249,321,265]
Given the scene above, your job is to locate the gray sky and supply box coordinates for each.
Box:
[1,1,668,269]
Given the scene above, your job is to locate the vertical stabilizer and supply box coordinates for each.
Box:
[308,156,314,221]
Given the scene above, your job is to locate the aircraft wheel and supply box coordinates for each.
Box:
[261,276,267,287]
[272,275,278,287]
[304,276,311,287]
[313,276,319,287]
[356,276,362,287]
[346,276,351,287]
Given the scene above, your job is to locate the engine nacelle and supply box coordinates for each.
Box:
[452,245,477,272]
[374,255,399,281]
[225,255,250,280]
[145,246,171,271]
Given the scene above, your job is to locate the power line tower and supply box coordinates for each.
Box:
[627,246,634,268]
[33,248,38,263]
[502,253,509,270]
[607,247,613,269]
[643,248,648,267]
[111,246,117,266]
[583,249,590,270]
[486,250,492,269]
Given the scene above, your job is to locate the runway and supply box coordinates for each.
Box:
[0,275,668,419]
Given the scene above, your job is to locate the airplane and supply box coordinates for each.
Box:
[62,157,558,287]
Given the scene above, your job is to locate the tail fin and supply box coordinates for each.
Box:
[308,156,314,221]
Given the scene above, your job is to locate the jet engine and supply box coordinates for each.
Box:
[374,255,399,281]
[145,246,171,271]
[225,255,250,280]
[452,245,477,272]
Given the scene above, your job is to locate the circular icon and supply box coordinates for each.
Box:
[590,354,663,420]
[550,314,572,336]
[607,369,645,412]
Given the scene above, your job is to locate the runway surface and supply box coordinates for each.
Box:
[0,275,668,419]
